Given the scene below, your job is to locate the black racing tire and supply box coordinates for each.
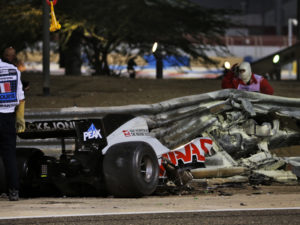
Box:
[103,142,159,197]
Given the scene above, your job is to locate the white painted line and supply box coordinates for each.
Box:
[1,207,300,220]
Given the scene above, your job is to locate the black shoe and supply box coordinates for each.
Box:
[9,189,19,201]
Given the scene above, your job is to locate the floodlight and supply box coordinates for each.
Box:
[224,61,231,69]
[152,42,158,53]
[273,54,280,64]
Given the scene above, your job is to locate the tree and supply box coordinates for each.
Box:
[124,0,233,65]
[0,0,234,76]
[0,1,42,53]
[57,0,234,75]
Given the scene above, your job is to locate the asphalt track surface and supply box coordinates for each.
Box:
[0,208,300,225]
[1,185,300,224]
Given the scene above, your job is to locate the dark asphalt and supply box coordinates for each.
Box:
[0,209,299,225]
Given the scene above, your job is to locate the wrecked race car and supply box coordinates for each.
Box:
[0,114,212,198]
[1,89,300,197]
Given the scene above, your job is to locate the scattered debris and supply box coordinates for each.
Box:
[153,89,300,189]
[217,190,232,196]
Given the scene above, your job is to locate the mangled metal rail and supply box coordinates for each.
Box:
[22,89,300,184]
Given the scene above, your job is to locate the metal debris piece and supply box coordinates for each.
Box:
[192,175,249,186]
[253,170,298,184]
[285,157,300,178]
[191,167,247,179]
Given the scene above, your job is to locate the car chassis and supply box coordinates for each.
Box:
[0,114,212,197]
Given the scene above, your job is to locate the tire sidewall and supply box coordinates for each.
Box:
[103,142,159,197]
[130,145,159,195]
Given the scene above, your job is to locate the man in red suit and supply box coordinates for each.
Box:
[222,62,274,95]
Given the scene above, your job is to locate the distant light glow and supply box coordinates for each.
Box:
[224,61,231,69]
[273,54,280,64]
[152,42,158,53]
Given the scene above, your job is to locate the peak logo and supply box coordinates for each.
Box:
[83,123,102,141]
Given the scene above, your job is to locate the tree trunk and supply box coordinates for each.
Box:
[64,31,82,75]
[101,51,110,75]
[93,48,102,75]
[93,50,110,76]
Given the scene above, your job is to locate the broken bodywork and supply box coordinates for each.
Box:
[144,89,300,184]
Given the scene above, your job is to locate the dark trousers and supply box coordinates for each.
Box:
[0,113,19,190]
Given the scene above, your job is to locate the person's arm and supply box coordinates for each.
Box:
[16,69,26,133]
[221,70,235,89]
[260,78,274,95]
[16,100,25,133]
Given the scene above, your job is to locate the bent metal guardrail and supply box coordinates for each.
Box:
[25,89,300,120]
[22,89,300,152]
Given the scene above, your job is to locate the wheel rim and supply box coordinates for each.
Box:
[140,155,154,183]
